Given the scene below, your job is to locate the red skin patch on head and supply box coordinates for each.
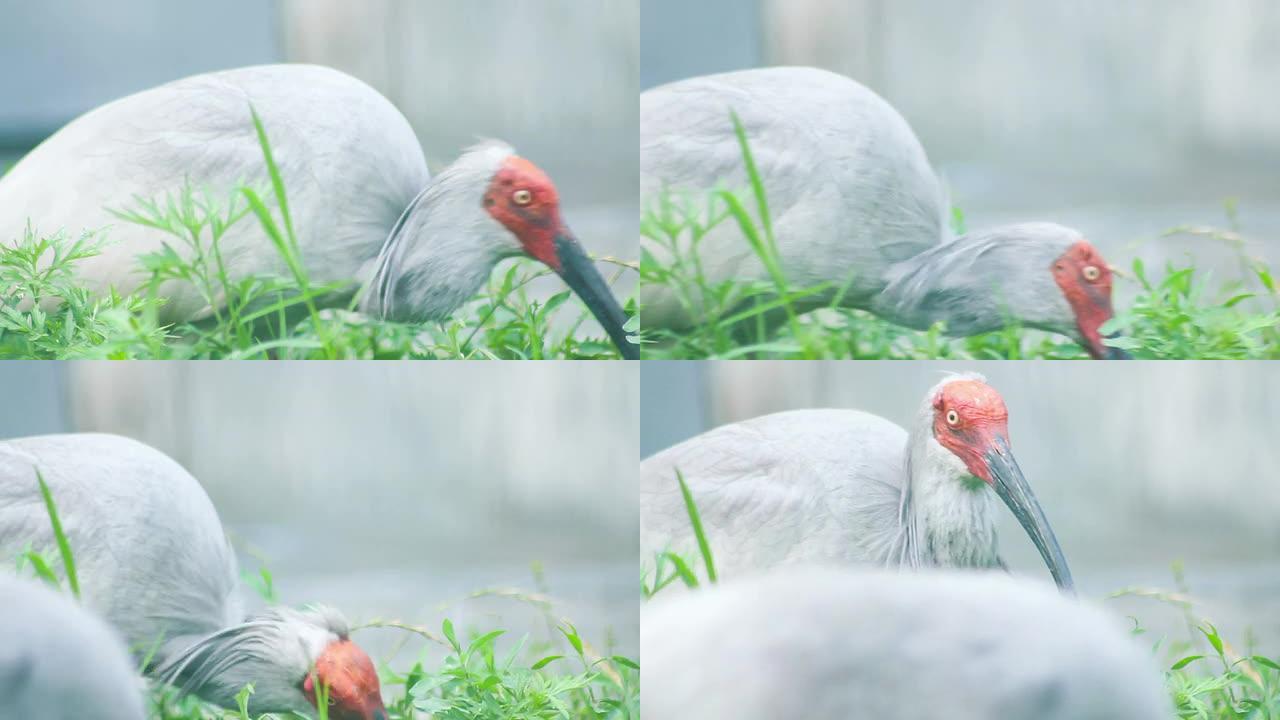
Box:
[302,640,386,720]
[483,155,566,270]
[931,379,1010,483]
[1051,240,1117,359]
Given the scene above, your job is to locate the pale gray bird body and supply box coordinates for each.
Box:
[0,64,634,356]
[0,433,386,719]
[641,567,1170,720]
[641,67,1126,358]
[641,374,1073,589]
[0,575,146,720]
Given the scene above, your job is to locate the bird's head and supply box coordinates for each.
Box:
[1003,224,1127,359]
[1048,236,1127,359]
[366,141,636,358]
[303,639,387,720]
[928,375,1074,591]
[481,150,636,357]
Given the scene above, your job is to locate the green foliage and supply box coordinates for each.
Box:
[639,113,1280,359]
[0,112,634,360]
[407,620,637,720]
[1112,564,1280,718]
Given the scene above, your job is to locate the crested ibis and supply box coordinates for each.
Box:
[0,64,636,358]
[0,433,387,720]
[0,575,146,720]
[641,373,1074,590]
[642,567,1169,719]
[641,66,1128,359]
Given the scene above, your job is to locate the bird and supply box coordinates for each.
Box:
[0,63,637,358]
[0,433,387,720]
[641,566,1170,720]
[641,373,1074,590]
[641,66,1129,359]
[0,575,146,720]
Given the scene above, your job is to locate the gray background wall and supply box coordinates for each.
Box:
[640,361,1280,653]
[2,362,639,661]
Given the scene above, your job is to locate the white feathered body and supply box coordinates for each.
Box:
[641,567,1170,720]
[0,64,428,321]
[640,66,946,328]
[640,406,1001,580]
[0,575,145,720]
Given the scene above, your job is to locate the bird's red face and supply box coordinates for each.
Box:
[483,155,566,270]
[1051,240,1121,359]
[931,379,1010,483]
[302,639,387,720]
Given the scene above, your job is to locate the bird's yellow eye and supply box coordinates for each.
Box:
[1082,265,1100,281]
[328,696,337,706]
[946,410,959,426]
[512,189,533,206]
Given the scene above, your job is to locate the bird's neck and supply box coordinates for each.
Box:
[359,181,511,323]
[903,435,1001,569]
[873,225,1039,336]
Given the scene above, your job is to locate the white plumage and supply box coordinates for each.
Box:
[641,567,1170,720]
[0,575,145,720]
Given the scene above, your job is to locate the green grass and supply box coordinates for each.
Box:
[639,115,1280,359]
[643,470,1280,718]
[15,467,638,719]
[0,109,636,360]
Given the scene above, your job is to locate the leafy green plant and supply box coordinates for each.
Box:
[639,113,1280,359]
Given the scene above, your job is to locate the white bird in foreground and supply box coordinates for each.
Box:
[0,64,636,358]
[641,373,1073,589]
[642,567,1170,720]
[641,67,1128,359]
[0,433,386,720]
[0,575,146,720]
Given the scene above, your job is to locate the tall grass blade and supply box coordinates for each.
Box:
[35,467,79,599]
[675,468,717,583]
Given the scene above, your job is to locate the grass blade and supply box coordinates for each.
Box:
[675,468,717,584]
[35,467,79,599]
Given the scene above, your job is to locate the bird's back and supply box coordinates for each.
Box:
[642,567,1170,720]
[0,433,241,657]
[641,408,910,580]
[640,67,946,328]
[0,576,145,719]
[0,64,429,319]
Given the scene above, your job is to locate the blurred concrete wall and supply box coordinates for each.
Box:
[281,0,638,206]
[66,363,638,567]
[765,1,1280,176]
[0,0,279,149]
[645,0,1280,200]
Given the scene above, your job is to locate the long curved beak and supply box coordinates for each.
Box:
[985,436,1074,592]
[1101,331,1131,360]
[553,229,638,359]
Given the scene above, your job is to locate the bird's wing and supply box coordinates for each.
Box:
[640,408,909,580]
